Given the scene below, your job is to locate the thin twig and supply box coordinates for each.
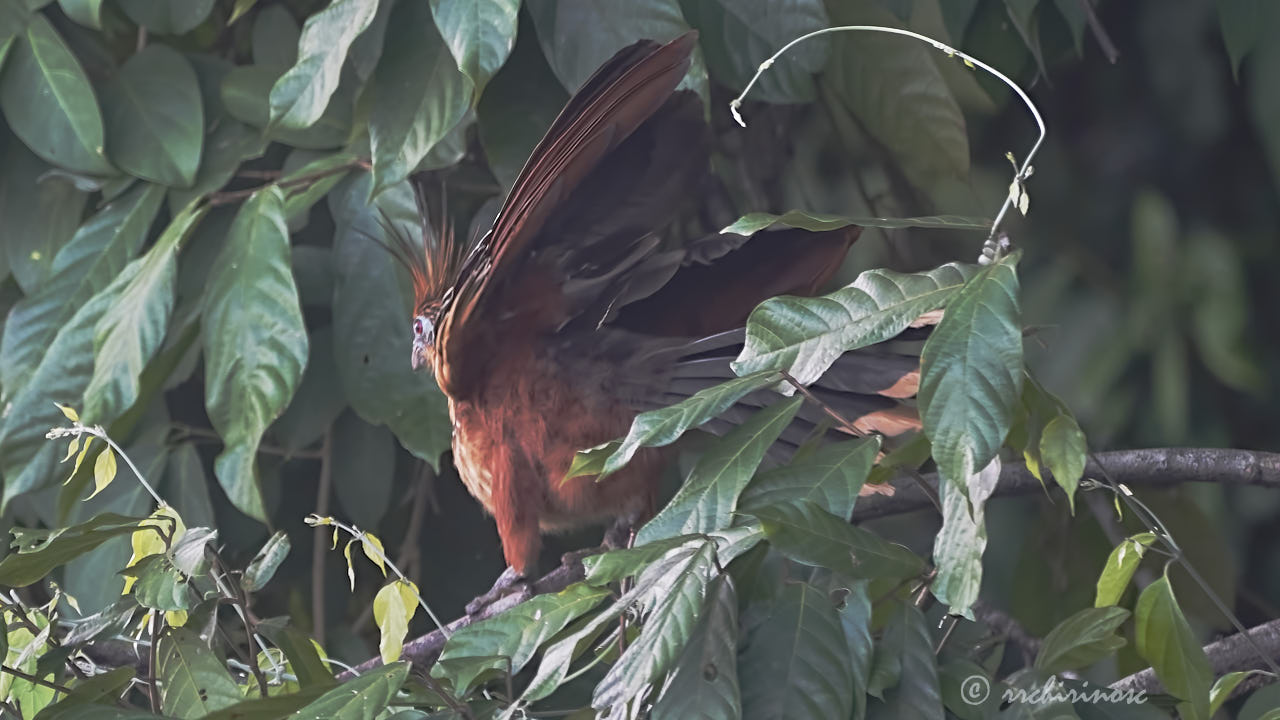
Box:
[170,423,323,460]
[1076,0,1119,63]
[206,158,370,207]
[312,431,333,645]
[0,664,73,694]
[780,371,866,437]
[147,613,160,713]
[47,425,164,506]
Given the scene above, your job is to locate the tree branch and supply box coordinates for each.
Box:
[1111,617,1280,696]
[853,448,1280,522]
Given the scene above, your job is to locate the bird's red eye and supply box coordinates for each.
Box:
[413,319,424,336]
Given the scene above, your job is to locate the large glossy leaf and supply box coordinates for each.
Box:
[203,188,308,521]
[0,15,112,174]
[82,202,205,425]
[930,457,1000,618]
[268,0,377,130]
[331,411,396,531]
[636,397,801,545]
[593,540,717,709]
[748,501,925,581]
[434,582,610,695]
[833,578,873,720]
[475,16,566,187]
[527,0,693,91]
[739,580,852,720]
[167,116,267,210]
[1094,532,1157,608]
[872,602,944,719]
[0,183,162,395]
[733,263,976,384]
[1034,606,1129,675]
[328,175,451,466]
[682,0,828,103]
[252,4,299,69]
[118,0,214,34]
[156,628,244,717]
[222,64,354,148]
[101,44,203,187]
[567,370,782,480]
[0,513,144,587]
[739,436,879,520]
[651,574,741,720]
[270,326,347,452]
[0,136,88,294]
[292,661,408,720]
[824,0,969,190]
[428,0,518,95]
[1039,413,1086,511]
[722,210,991,236]
[58,0,102,29]
[1134,574,1213,720]
[919,253,1022,486]
[369,0,470,195]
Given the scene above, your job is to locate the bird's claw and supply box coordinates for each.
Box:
[466,566,530,615]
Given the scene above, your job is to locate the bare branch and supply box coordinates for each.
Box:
[1111,618,1280,696]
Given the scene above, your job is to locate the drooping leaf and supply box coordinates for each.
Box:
[435,582,610,695]
[0,513,145,587]
[748,501,925,581]
[683,0,829,103]
[369,0,471,195]
[0,183,163,394]
[242,531,291,592]
[1034,606,1130,675]
[1095,532,1157,608]
[254,621,333,690]
[268,0,378,130]
[373,578,419,664]
[156,627,242,718]
[593,540,717,709]
[252,4,300,69]
[291,661,409,720]
[1039,413,1087,511]
[871,602,944,718]
[117,0,214,35]
[721,210,991,236]
[931,457,1001,618]
[739,436,879,520]
[567,370,782,480]
[582,535,704,586]
[636,397,801,545]
[203,187,308,521]
[739,580,853,720]
[331,411,396,529]
[651,574,742,720]
[733,263,976,383]
[82,202,205,426]
[919,253,1022,487]
[428,0,519,95]
[100,44,203,187]
[0,14,113,174]
[1134,573,1213,720]
[221,64,354,149]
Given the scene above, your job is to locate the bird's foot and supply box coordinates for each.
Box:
[466,566,531,615]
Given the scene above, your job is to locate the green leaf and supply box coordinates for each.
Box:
[833,578,873,720]
[475,17,566,187]
[87,446,116,500]
[636,397,801,545]
[567,370,782,480]
[329,175,452,467]
[919,253,1023,486]
[0,14,113,174]
[58,0,104,29]
[739,580,853,719]
[593,540,717,709]
[280,152,356,230]
[428,0,519,95]
[748,500,925,581]
[733,262,976,384]
[373,578,418,663]
[82,202,204,426]
[0,136,88,294]
[202,686,331,720]
[117,0,214,35]
[739,436,879,522]
[369,0,470,196]
[292,661,408,720]
[203,187,308,522]
[435,582,610,695]
[1034,606,1130,674]
[124,554,190,611]
[1218,0,1258,80]
[242,530,291,592]
[1039,413,1086,511]
[824,0,969,190]
[270,327,347,452]
[61,598,138,646]
[157,627,242,717]
[722,211,991,236]
[1095,532,1157,607]
[252,5,299,69]
[582,535,704,586]
[1135,574,1213,720]
[931,457,1001,618]
[651,573,741,720]
[526,0,694,92]
[331,411,395,529]
[683,0,828,103]
[221,64,354,148]
[1210,670,1260,716]
[100,44,203,187]
[0,514,144,588]
[268,0,378,130]
[0,183,162,395]
[871,602,944,718]
[34,666,134,717]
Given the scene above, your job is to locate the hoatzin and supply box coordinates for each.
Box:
[388,32,925,605]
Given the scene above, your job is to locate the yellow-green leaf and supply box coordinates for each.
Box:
[65,435,94,485]
[361,533,387,576]
[373,579,418,663]
[54,402,79,421]
[344,540,356,590]
[87,447,117,500]
[61,435,80,463]
[123,506,186,594]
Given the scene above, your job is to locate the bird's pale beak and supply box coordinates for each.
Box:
[410,342,424,372]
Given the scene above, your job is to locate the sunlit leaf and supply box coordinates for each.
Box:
[722,210,990,236]
[86,446,116,500]
[268,0,378,130]
[360,532,387,577]
[1135,573,1212,720]
[931,457,1001,618]
[1095,532,1158,607]
[651,574,741,719]
[428,0,519,94]
[373,579,418,663]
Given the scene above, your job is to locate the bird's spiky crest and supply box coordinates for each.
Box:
[370,179,465,319]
